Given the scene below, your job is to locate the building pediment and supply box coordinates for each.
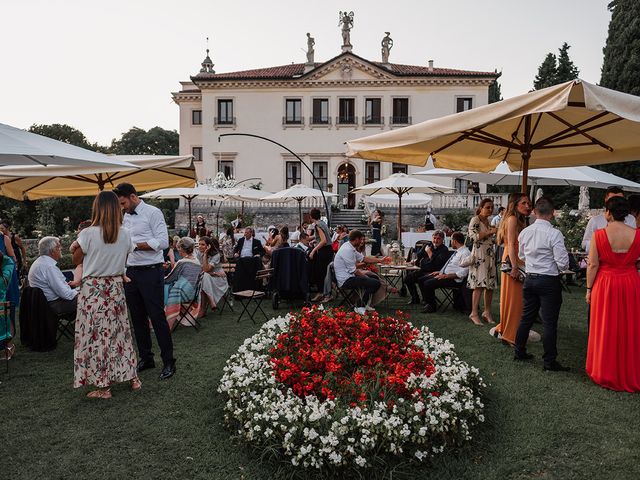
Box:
[302,53,394,82]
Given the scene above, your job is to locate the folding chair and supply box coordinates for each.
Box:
[56,312,75,341]
[218,263,236,315]
[172,272,204,332]
[233,268,273,323]
[1,301,10,373]
[436,279,471,313]
[329,263,364,309]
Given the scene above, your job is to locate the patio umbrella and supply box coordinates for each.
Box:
[207,186,274,234]
[141,185,226,234]
[347,79,640,191]
[0,122,136,168]
[366,193,433,206]
[350,173,452,241]
[0,155,195,200]
[261,184,337,228]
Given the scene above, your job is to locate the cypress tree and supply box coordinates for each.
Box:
[555,42,580,83]
[488,80,503,103]
[533,53,558,90]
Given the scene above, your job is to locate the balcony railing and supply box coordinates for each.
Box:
[362,116,384,125]
[214,117,236,127]
[390,115,412,125]
[282,116,304,125]
[336,116,357,125]
[310,116,331,125]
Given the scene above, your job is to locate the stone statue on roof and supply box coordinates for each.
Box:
[339,11,354,51]
[381,32,393,63]
[306,32,315,64]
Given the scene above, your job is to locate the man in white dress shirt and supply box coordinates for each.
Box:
[28,236,78,315]
[581,186,636,251]
[514,197,570,372]
[419,232,471,313]
[114,183,175,380]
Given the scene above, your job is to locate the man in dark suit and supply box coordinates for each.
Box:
[233,227,266,258]
[405,230,452,304]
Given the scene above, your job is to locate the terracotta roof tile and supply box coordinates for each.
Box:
[375,62,497,77]
[194,63,314,80]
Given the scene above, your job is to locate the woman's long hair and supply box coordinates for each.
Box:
[226,227,236,246]
[475,198,494,217]
[91,191,122,244]
[201,236,220,256]
[496,193,529,245]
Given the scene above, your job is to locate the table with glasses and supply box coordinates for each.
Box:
[378,262,420,306]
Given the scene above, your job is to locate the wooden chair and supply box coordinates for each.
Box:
[233,268,273,323]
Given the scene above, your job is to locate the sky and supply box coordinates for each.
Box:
[2,0,612,146]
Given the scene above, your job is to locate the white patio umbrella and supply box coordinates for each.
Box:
[261,184,337,228]
[0,122,137,168]
[207,186,273,234]
[350,173,452,241]
[366,193,433,206]
[347,79,640,191]
[0,155,195,200]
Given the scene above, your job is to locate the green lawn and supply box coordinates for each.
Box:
[4,287,639,480]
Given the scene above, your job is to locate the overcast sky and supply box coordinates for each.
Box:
[2,0,611,145]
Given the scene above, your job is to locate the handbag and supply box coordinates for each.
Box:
[501,257,526,282]
[459,247,477,268]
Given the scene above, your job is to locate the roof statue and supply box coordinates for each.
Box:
[306,32,315,64]
[339,11,354,52]
[381,32,393,63]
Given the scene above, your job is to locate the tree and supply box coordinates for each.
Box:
[533,53,558,90]
[599,0,640,181]
[555,42,580,83]
[29,123,107,152]
[488,80,503,103]
[109,126,178,155]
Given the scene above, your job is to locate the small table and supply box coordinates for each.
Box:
[379,263,420,305]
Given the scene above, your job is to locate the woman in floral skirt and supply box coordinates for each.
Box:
[71,191,138,399]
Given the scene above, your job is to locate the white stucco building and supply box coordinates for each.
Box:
[172,31,499,210]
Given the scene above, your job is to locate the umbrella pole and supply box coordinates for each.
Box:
[521,115,532,194]
[187,197,193,236]
[298,200,303,230]
[521,152,530,194]
[397,193,402,243]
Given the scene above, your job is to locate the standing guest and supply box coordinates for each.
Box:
[369,210,383,256]
[197,236,229,314]
[405,231,451,305]
[492,193,533,345]
[513,197,570,371]
[164,237,201,327]
[308,208,333,301]
[467,199,498,325]
[28,236,78,315]
[424,210,437,231]
[0,225,19,334]
[0,252,16,359]
[628,194,640,228]
[490,206,505,228]
[0,220,26,281]
[70,191,139,399]
[419,232,471,313]
[194,215,207,238]
[233,228,265,258]
[334,230,385,314]
[113,183,175,380]
[220,227,236,261]
[585,197,640,391]
[581,186,635,251]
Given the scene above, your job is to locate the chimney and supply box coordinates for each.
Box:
[428,59,434,72]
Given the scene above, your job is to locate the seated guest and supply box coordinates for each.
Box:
[233,228,265,258]
[420,232,471,313]
[265,225,290,255]
[628,194,640,228]
[197,236,229,315]
[294,232,311,253]
[27,236,78,315]
[406,230,451,305]
[164,237,201,328]
[334,230,386,314]
[289,225,302,243]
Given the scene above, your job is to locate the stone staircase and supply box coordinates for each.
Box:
[330,208,368,231]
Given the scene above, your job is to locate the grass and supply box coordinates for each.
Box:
[3,287,640,480]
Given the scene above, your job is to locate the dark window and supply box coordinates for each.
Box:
[392,163,408,174]
[338,98,356,124]
[191,147,202,161]
[286,161,302,188]
[285,99,302,124]
[365,98,382,124]
[392,98,409,124]
[217,99,234,124]
[455,178,468,193]
[312,98,329,124]
[218,160,234,178]
[456,97,473,112]
[312,161,328,191]
[365,162,380,184]
[191,110,202,125]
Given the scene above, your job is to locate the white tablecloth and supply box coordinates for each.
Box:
[401,231,450,248]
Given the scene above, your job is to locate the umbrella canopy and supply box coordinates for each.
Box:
[350,173,452,241]
[366,193,433,206]
[0,122,136,168]
[0,155,195,200]
[261,184,337,228]
[219,186,272,202]
[347,79,640,190]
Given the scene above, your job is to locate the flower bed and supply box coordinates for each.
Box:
[218,307,485,472]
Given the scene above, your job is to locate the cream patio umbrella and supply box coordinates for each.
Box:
[347,79,640,191]
[261,184,337,228]
[206,186,273,235]
[350,173,452,241]
[0,155,195,200]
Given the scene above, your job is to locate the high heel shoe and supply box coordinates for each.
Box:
[481,312,496,324]
[87,388,112,399]
[130,377,142,391]
[468,313,483,326]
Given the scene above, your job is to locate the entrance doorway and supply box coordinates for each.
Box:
[337,162,356,209]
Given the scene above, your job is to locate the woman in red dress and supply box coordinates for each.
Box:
[586,196,640,392]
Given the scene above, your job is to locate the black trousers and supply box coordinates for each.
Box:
[342,274,381,305]
[49,297,77,316]
[125,265,174,365]
[515,274,562,366]
[419,276,460,309]
[406,270,428,301]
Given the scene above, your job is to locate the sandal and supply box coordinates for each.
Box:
[469,314,483,326]
[130,377,142,391]
[481,312,496,324]
[86,388,112,399]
